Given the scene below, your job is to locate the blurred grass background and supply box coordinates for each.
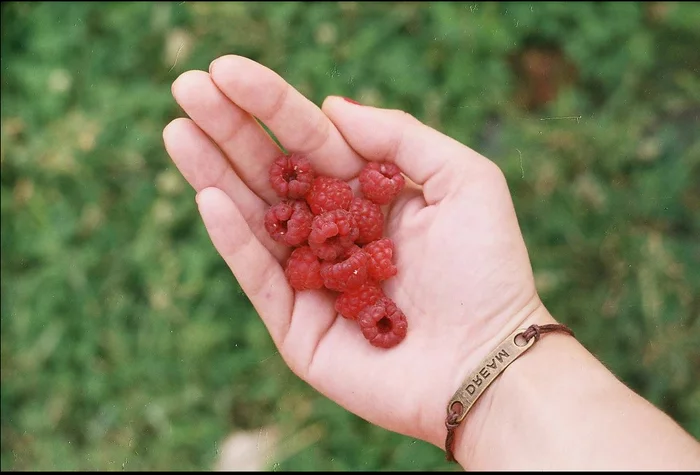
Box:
[2,1,699,471]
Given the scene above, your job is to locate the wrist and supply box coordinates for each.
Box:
[449,305,562,467]
[443,307,700,471]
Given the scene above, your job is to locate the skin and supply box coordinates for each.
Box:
[163,55,700,470]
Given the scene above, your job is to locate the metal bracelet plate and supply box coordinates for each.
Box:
[447,327,536,423]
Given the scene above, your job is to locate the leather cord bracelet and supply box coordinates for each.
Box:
[444,323,575,462]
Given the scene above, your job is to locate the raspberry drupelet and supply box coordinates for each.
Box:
[269,153,315,199]
[306,176,354,215]
[349,197,384,245]
[308,209,360,261]
[358,162,405,205]
[264,200,313,247]
[320,248,369,292]
[335,282,385,320]
[357,297,408,348]
[363,238,398,282]
[284,247,324,291]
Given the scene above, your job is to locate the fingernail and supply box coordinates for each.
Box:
[342,97,361,105]
[208,59,217,75]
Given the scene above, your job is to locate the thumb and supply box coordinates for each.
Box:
[322,96,497,204]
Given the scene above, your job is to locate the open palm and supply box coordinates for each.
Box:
[163,56,547,450]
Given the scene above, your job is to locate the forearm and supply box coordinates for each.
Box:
[454,308,700,470]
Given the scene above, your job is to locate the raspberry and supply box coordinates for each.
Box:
[340,244,361,259]
[335,282,384,320]
[264,200,313,246]
[306,176,353,215]
[363,238,397,281]
[349,197,384,245]
[284,247,324,291]
[269,153,315,199]
[308,210,359,261]
[359,162,405,205]
[320,248,369,292]
[357,297,408,348]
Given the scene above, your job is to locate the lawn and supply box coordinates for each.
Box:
[2,2,699,470]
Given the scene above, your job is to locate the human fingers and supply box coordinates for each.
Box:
[209,55,366,180]
[171,70,281,204]
[163,118,288,261]
[196,187,293,346]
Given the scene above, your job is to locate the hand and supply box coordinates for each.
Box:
[163,56,551,450]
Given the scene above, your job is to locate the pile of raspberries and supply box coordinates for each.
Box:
[264,154,408,349]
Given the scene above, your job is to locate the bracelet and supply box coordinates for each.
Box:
[444,323,575,462]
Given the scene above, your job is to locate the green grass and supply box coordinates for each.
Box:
[2,1,699,470]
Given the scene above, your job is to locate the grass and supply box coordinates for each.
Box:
[2,1,699,470]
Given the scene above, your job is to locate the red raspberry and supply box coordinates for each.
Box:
[320,248,369,292]
[359,162,405,205]
[269,153,315,199]
[340,244,361,259]
[363,238,397,281]
[357,297,408,348]
[306,176,353,215]
[264,200,313,247]
[335,282,384,320]
[349,197,384,245]
[284,247,324,291]
[308,210,359,261]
